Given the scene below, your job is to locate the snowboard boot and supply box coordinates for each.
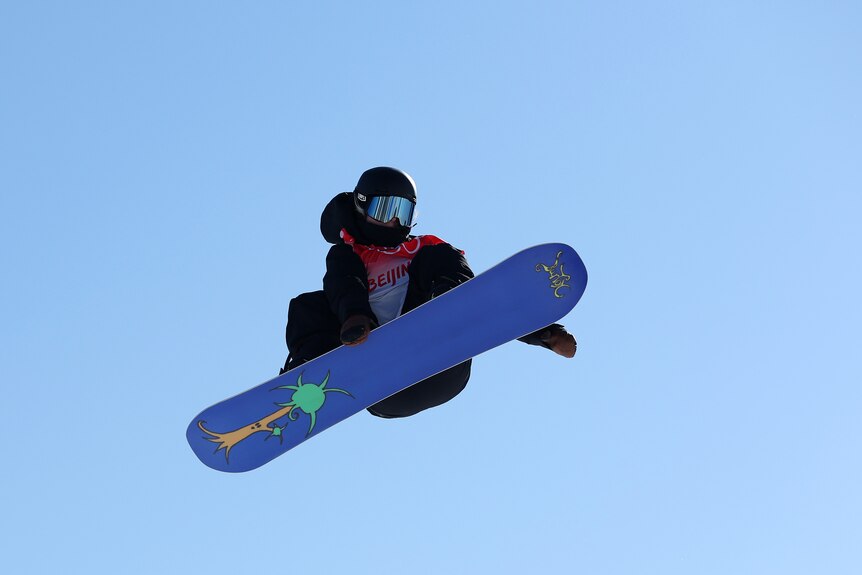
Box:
[539,325,577,358]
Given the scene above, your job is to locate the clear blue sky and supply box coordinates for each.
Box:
[2,1,860,573]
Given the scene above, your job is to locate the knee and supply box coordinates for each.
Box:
[285,290,341,363]
[290,290,326,307]
[288,291,327,318]
[286,290,339,344]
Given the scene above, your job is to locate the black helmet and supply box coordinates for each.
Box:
[353,167,418,228]
[354,166,417,202]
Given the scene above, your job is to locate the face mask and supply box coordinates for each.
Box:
[355,216,411,247]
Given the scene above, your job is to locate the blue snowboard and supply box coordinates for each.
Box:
[187,243,587,472]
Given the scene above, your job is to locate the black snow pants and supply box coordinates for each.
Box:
[282,243,475,419]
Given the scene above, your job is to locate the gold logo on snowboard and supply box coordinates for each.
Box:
[536,251,571,298]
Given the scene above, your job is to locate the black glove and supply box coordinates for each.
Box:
[340,314,377,346]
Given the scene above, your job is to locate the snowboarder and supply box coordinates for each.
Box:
[281,166,577,419]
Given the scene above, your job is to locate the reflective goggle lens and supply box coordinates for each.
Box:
[366,196,416,227]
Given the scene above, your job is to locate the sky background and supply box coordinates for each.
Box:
[1,1,860,573]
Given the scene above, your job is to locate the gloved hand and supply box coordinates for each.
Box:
[340,314,376,346]
[539,326,577,358]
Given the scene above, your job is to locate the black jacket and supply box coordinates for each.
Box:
[319,193,413,324]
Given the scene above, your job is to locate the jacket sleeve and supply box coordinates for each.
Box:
[323,243,376,324]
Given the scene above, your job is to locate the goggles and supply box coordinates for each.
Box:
[363,195,417,227]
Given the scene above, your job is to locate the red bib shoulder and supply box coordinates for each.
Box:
[339,230,454,262]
